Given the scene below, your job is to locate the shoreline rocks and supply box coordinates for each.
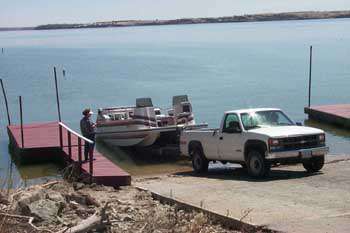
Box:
[0,180,244,232]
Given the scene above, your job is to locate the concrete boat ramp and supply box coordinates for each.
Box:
[135,155,350,233]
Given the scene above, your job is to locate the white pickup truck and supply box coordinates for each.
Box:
[180,108,329,177]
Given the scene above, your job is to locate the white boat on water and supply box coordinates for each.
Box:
[95,95,202,147]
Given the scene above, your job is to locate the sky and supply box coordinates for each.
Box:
[1,0,350,27]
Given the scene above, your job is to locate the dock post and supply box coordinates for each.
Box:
[19,96,24,148]
[59,124,63,148]
[89,148,93,183]
[54,67,62,122]
[0,78,11,125]
[67,131,72,159]
[308,45,313,107]
[78,138,82,174]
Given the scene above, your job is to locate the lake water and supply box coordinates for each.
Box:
[1,19,350,187]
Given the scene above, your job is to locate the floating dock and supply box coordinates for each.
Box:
[7,121,131,187]
[304,104,350,129]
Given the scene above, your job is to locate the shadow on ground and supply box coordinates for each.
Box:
[174,165,322,182]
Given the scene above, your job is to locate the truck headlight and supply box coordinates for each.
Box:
[268,138,280,146]
[268,138,283,152]
[319,134,325,142]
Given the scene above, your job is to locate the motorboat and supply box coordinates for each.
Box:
[95,95,201,147]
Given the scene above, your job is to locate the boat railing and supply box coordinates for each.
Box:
[100,106,135,111]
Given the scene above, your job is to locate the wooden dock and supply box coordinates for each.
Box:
[304,104,350,129]
[7,121,131,187]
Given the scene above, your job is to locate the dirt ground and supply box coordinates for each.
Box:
[135,155,350,233]
[0,181,245,233]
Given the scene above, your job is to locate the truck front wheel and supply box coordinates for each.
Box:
[247,150,270,178]
[192,148,209,174]
[302,155,324,172]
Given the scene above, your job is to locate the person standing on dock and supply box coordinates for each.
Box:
[80,108,96,161]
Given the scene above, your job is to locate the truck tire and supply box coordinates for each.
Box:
[247,150,270,178]
[302,155,324,172]
[191,147,209,173]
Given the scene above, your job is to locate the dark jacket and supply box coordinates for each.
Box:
[80,117,95,138]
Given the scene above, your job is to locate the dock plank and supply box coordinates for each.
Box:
[8,122,59,149]
[305,104,350,128]
[307,104,350,118]
[7,121,131,187]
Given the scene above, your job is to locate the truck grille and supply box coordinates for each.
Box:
[279,135,321,150]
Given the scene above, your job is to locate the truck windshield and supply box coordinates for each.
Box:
[240,110,294,130]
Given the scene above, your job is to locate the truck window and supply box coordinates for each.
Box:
[224,114,239,131]
[241,113,259,130]
[241,110,294,130]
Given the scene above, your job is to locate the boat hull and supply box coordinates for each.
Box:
[96,123,160,147]
[98,131,160,147]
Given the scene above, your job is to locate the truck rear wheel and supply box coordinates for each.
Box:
[247,150,270,178]
[191,147,209,173]
[303,155,324,172]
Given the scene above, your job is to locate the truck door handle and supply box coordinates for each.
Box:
[219,136,223,140]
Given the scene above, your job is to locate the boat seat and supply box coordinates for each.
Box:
[103,114,111,120]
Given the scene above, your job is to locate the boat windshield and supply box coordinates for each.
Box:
[240,110,294,130]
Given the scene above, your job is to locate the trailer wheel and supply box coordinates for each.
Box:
[192,147,209,173]
[303,155,324,172]
[247,150,270,178]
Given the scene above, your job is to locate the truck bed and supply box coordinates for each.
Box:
[183,128,219,133]
[180,128,220,157]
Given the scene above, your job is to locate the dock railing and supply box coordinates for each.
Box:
[58,122,94,183]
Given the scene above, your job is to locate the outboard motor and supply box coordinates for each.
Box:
[172,95,195,125]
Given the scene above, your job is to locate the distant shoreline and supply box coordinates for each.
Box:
[0,27,34,31]
[1,10,350,32]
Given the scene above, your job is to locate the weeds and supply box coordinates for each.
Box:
[200,199,205,208]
